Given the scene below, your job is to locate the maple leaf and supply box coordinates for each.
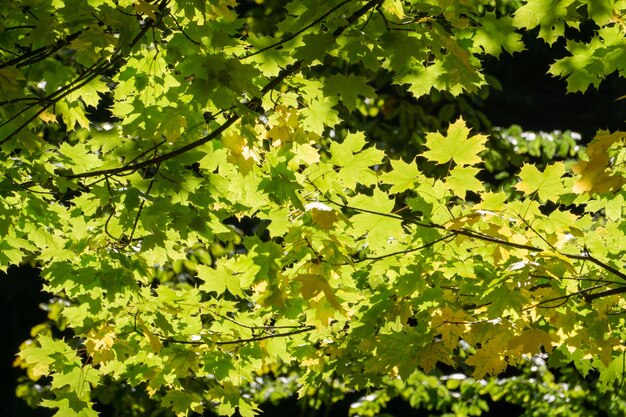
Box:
[508,328,556,355]
[85,325,116,364]
[222,132,261,174]
[40,396,99,417]
[51,366,100,400]
[445,166,483,196]
[161,390,204,416]
[348,189,405,251]
[515,162,566,202]
[305,202,338,229]
[572,130,626,193]
[5,1,626,415]
[380,158,424,194]
[431,307,474,349]
[419,340,454,373]
[324,74,376,111]
[472,13,524,57]
[0,66,25,97]
[301,99,340,135]
[513,0,578,45]
[423,118,488,166]
[466,339,509,379]
[134,0,158,20]
[295,273,342,311]
[381,0,405,19]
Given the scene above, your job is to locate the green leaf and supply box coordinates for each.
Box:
[472,13,524,57]
[446,166,483,196]
[295,32,337,63]
[381,0,405,19]
[348,189,405,251]
[161,390,204,415]
[380,158,423,193]
[323,74,377,111]
[515,162,566,202]
[513,0,579,44]
[423,118,487,166]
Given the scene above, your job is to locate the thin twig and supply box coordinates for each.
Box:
[164,326,316,346]
[353,233,455,262]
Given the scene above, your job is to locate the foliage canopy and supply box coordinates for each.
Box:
[2,0,626,416]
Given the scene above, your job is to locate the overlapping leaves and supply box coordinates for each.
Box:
[2,1,626,417]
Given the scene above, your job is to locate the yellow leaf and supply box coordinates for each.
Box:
[222,132,261,174]
[419,341,454,373]
[508,328,555,355]
[306,202,337,229]
[85,324,116,364]
[38,111,57,124]
[431,307,474,349]
[444,211,482,231]
[572,130,626,194]
[134,0,158,20]
[466,339,508,379]
[138,321,163,354]
[296,273,342,310]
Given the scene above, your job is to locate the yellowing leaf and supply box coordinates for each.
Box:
[508,328,555,355]
[39,111,58,124]
[419,341,454,373]
[140,324,163,354]
[572,131,626,194]
[222,132,261,174]
[134,0,158,20]
[431,307,474,349]
[296,273,342,310]
[466,339,508,379]
[85,324,116,364]
[306,202,338,229]
[423,118,487,166]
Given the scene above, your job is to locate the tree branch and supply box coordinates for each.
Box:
[583,286,626,302]
[353,232,455,262]
[164,326,316,346]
